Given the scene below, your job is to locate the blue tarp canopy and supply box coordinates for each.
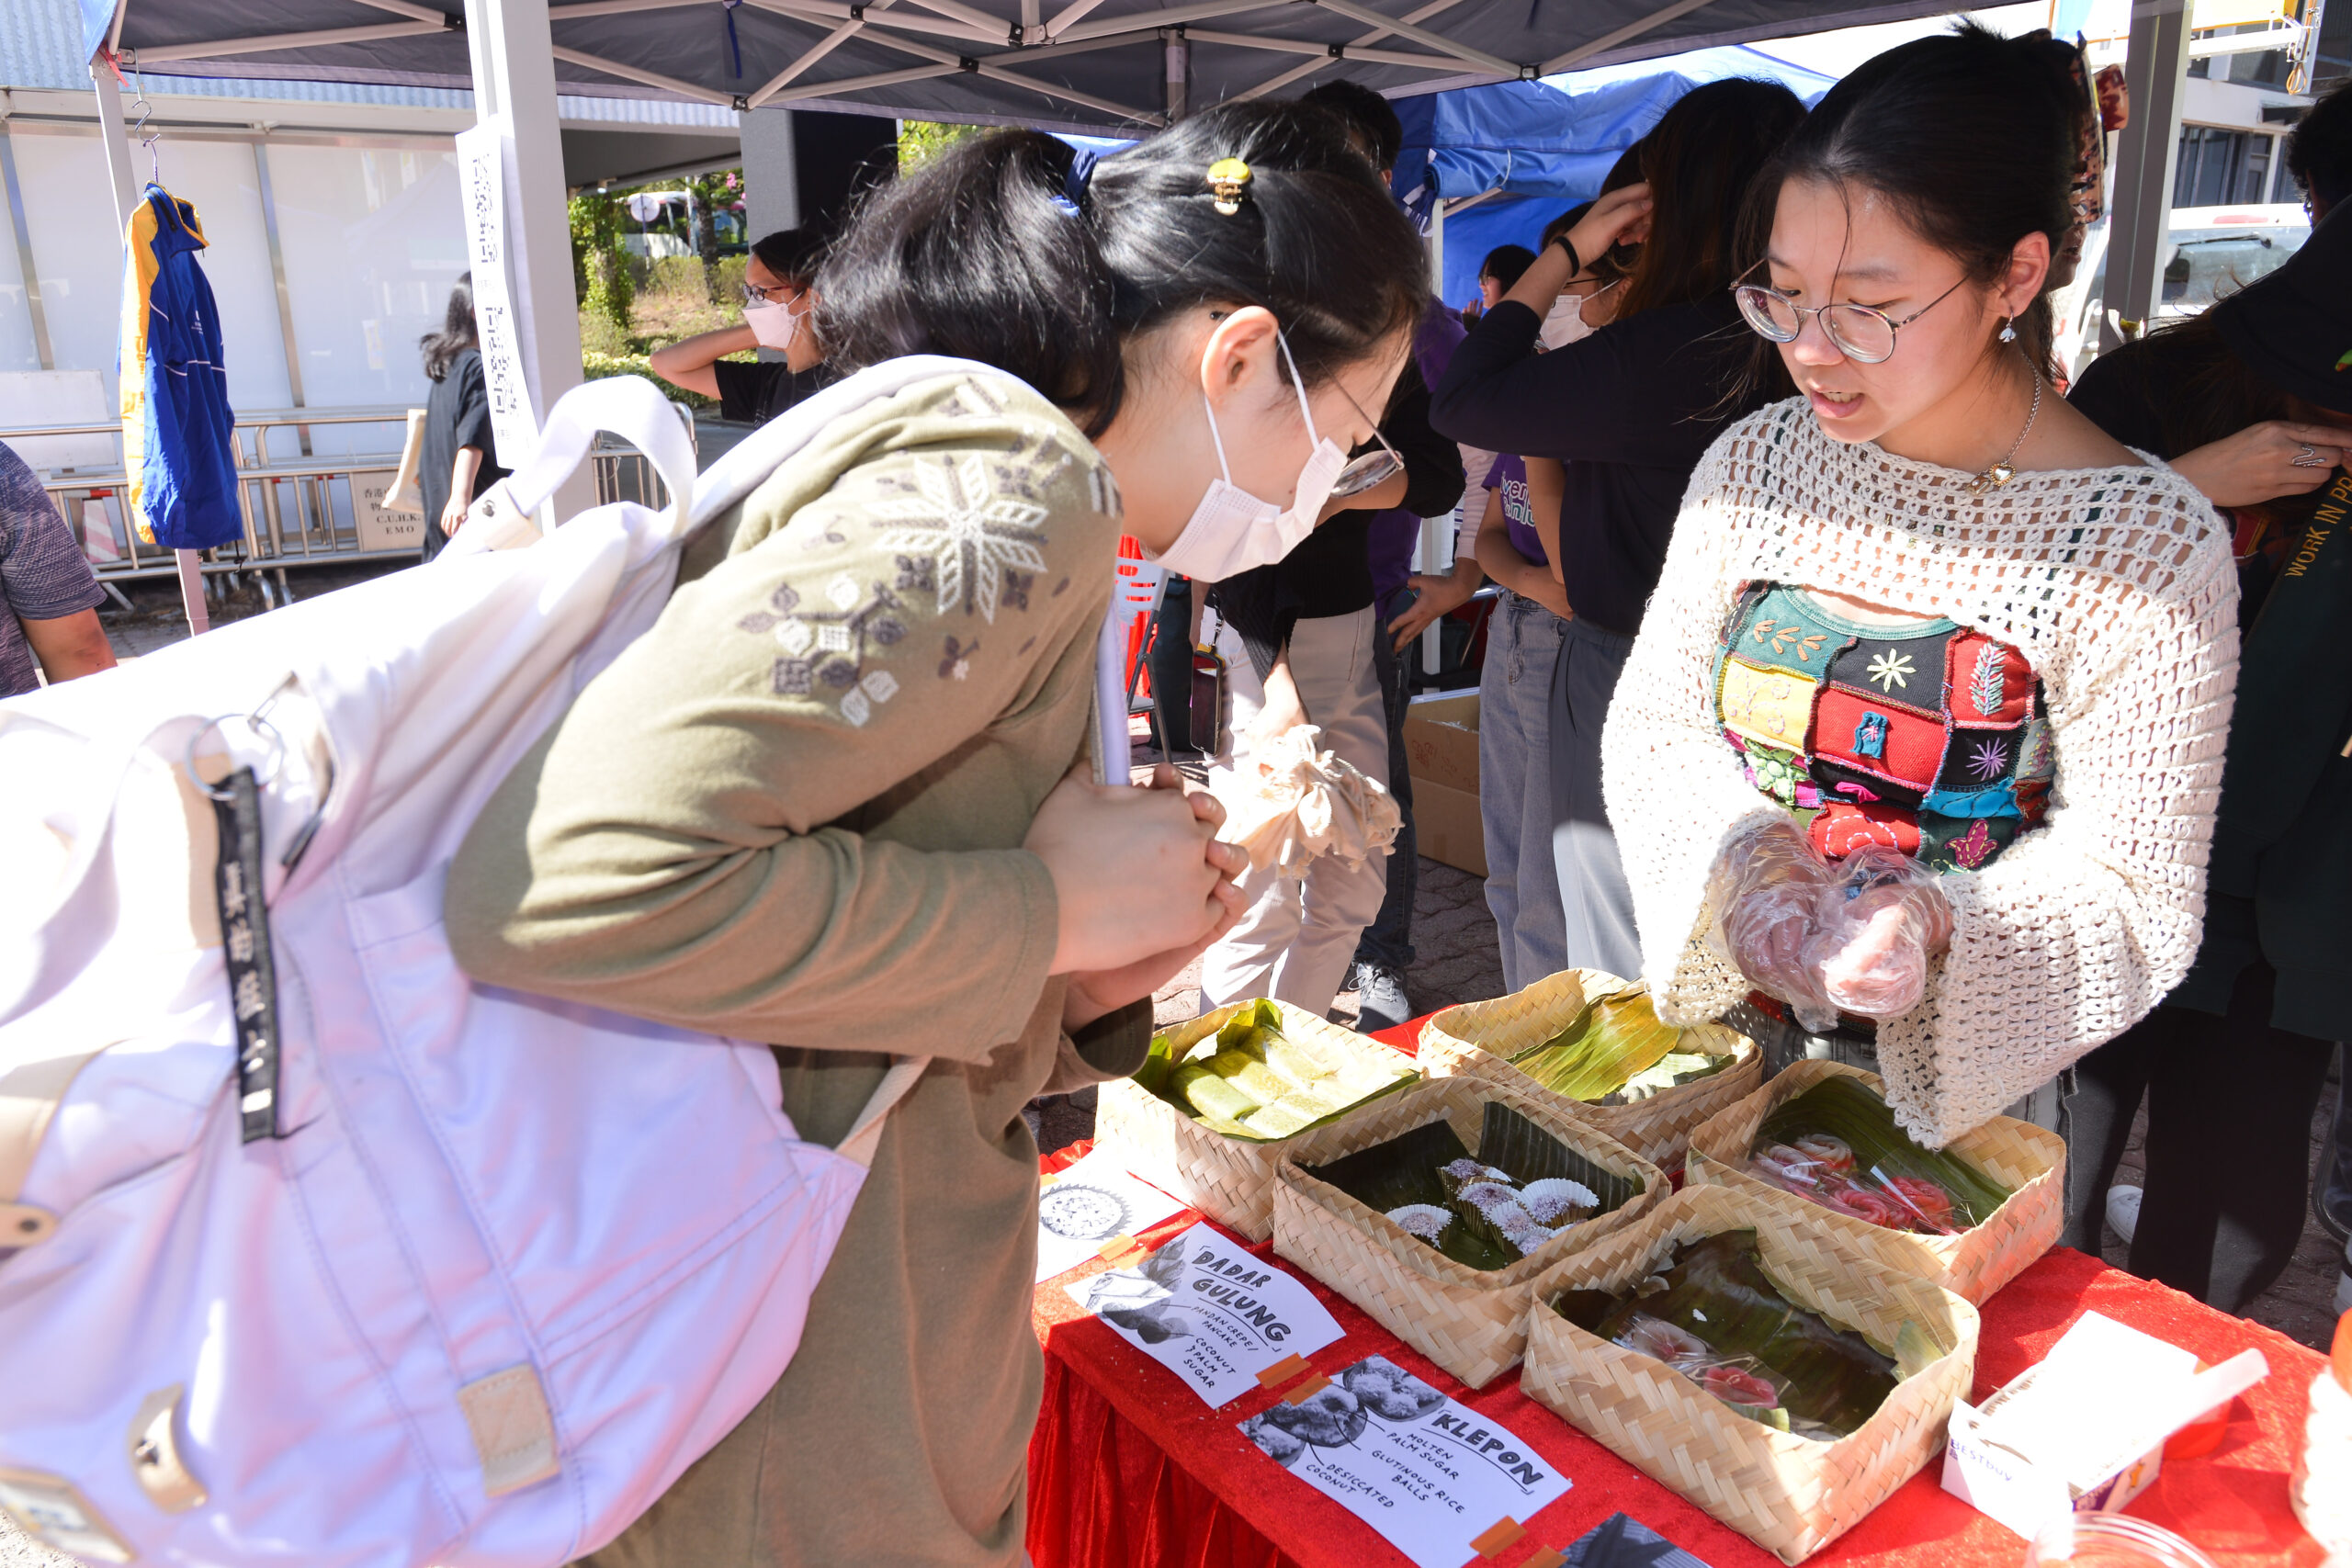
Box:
[83,0,1923,138]
[1397,44,1837,306]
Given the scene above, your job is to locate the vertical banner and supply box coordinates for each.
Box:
[455,116,539,465]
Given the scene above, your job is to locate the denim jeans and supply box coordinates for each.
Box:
[1353,588,1419,976]
[1478,589,1570,991]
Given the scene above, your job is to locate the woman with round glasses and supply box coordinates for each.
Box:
[1600,26,2239,1146]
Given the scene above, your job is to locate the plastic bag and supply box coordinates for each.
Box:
[1706,818,1840,1032]
[1742,1075,2014,1235]
[1215,724,1401,875]
[1707,825,1951,1030]
[1804,846,1952,1021]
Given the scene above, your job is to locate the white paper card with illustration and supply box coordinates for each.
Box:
[1065,1221,1344,1406]
[1035,1148,1190,1283]
[1238,1353,1571,1568]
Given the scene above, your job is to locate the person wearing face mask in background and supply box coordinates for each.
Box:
[1197,83,1465,1026]
[1599,26,2236,1149]
[443,105,1426,1568]
[1432,82,1799,985]
[647,227,832,423]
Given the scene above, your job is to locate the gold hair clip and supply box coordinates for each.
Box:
[1207,157,1252,215]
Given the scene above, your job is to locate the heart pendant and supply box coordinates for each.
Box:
[1972,462,2016,495]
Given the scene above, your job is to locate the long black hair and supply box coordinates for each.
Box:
[420,273,477,384]
[1747,25,2081,374]
[814,101,1428,436]
[1614,79,1805,320]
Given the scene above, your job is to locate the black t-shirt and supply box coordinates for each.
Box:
[714,358,832,425]
[419,347,510,559]
[1430,296,1760,636]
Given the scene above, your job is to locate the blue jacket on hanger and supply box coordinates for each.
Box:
[120,182,241,550]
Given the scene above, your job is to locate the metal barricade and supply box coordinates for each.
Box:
[5,396,695,606]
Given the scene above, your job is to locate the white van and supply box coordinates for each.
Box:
[2052,203,2312,381]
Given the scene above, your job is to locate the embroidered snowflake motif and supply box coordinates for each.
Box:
[1968,643,2008,716]
[1950,818,1996,870]
[872,455,1049,623]
[1865,649,1916,692]
[1966,738,2009,781]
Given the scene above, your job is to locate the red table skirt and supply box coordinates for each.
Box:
[1029,1022,2329,1568]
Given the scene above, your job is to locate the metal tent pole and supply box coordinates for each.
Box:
[464,0,594,522]
[90,45,211,636]
[2101,0,2192,355]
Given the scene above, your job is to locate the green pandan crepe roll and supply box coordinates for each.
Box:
[1206,1052,1292,1105]
[1258,1029,1340,1092]
[1169,1062,1258,1123]
[1239,1097,1324,1138]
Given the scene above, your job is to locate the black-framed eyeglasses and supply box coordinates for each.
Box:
[1732,266,1970,365]
[741,279,800,307]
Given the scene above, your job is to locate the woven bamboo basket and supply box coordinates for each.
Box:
[1419,968,1764,1172]
[1270,1076,1665,1389]
[1092,998,1421,1243]
[1521,1184,1979,1563]
[1681,1059,2063,1304]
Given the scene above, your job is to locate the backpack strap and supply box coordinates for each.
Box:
[0,1049,104,1247]
[833,1056,929,1170]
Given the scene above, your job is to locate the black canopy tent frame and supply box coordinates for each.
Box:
[98,0,1974,136]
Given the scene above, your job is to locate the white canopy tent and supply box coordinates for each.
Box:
[74,0,2197,537]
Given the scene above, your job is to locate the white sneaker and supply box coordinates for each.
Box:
[2106,1185,2143,1247]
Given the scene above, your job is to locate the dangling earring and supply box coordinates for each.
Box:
[1998,317,2018,344]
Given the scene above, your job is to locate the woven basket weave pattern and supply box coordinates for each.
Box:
[1093,999,1420,1243]
[1419,968,1765,1170]
[1520,1185,1979,1563]
[1270,1077,1666,1389]
[1681,1059,2064,1304]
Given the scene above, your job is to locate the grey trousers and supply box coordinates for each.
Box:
[1549,615,1644,981]
[1199,606,1393,1017]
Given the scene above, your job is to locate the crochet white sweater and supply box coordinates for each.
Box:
[1602,398,2240,1146]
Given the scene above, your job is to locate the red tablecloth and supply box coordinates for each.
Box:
[1030,1020,2329,1568]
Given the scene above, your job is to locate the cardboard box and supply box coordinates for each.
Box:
[1404,692,1480,795]
[1939,1312,2196,1540]
[1412,780,1487,878]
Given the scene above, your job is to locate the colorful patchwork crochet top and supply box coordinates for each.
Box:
[1714,585,2052,874]
[1601,397,2239,1146]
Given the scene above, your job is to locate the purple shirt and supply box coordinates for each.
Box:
[1486,454,1544,567]
[1367,302,1472,605]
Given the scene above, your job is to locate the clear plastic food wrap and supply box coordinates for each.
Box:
[1742,1075,2014,1235]
[1707,818,1840,1031]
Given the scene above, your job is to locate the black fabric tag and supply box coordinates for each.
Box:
[211,767,283,1144]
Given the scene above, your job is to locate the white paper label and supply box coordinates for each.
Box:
[1035,1149,1187,1282]
[353,469,424,552]
[454,117,538,466]
[1066,1220,1343,1406]
[1238,1353,1571,1568]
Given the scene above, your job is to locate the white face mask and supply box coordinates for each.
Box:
[744,299,807,351]
[1148,332,1350,583]
[1539,291,1594,349]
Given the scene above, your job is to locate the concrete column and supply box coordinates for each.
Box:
[2100,0,2192,353]
[742,106,801,240]
[464,0,594,519]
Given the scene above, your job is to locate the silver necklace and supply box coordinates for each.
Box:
[1970,370,2042,495]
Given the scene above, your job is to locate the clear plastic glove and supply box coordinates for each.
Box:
[1803,845,1952,1020]
[1706,818,1840,1033]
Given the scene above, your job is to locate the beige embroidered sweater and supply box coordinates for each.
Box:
[1601,398,2239,1146]
[444,369,1146,1568]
